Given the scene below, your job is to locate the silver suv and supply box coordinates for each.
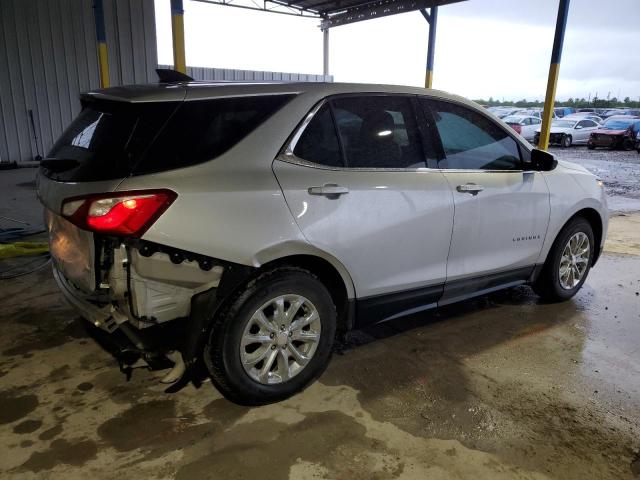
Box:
[38,82,609,405]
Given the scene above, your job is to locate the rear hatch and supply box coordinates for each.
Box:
[39,88,296,293]
[39,95,182,291]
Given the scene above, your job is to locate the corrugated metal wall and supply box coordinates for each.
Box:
[158,64,333,83]
[0,0,157,164]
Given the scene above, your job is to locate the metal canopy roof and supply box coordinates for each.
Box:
[192,0,464,28]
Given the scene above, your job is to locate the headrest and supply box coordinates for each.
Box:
[360,111,395,141]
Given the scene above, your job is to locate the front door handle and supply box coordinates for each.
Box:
[308,184,349,197]
[456,183,484,195]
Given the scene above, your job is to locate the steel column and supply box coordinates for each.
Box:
[93,0,110,88]
[171,0,187,74]
[423,6,438,89]
[539,0,570,151]
[322,28,329,76]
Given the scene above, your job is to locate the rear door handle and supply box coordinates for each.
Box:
[456,183,484,195]
[308,184,349,197]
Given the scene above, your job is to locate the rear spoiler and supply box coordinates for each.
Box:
[156,68,194,83]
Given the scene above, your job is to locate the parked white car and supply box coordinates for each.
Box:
[488,107,520,119]
[564,113,603,124]
[534,118,600,147]
[502,115,542,141]
[513,108,557,120]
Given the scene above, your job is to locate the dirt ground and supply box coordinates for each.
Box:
[1,150,639,479]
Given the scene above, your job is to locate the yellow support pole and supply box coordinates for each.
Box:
[425,70,433,90]
[93,0,110,88]
[97,42,110,88]
[539,0,570,151]
[539,64,560,150]
[171,0,187,74]
[422,6,438,89]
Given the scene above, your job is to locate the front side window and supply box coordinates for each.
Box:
[578,120,595,128]
[424,99,522,171]
[331,96,426,168]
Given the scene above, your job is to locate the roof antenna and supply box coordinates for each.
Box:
[156,68,194,83]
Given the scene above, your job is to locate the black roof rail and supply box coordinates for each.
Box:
[156,68,194,83]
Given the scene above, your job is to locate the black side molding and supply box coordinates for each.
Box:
[354,265,537,328]
[356,283,444,328]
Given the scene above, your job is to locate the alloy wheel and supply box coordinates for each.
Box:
[559,232,590,290]
[240,294,322,384]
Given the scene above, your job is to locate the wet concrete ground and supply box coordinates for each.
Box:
[1,152,640,479]
[1,241,639,479]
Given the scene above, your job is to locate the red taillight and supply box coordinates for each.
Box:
[508,123,522,134]
[61,190,177,237]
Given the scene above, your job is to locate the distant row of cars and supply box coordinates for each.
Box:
[488,105,640,121]
[486,106,640,150]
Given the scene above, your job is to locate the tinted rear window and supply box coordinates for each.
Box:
[44,100,178,182]
[43,94,295,181]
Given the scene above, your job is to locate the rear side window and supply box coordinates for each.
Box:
[293,104,343,167]
[137,94,294,175]
[331,96,426,168]
[424,99,522,171]
[43,94,294,181]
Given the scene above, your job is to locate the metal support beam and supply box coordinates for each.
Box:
[539,0,570,151]
[171,0,187,74]
[322,28,329,76]
[321,0,459,29]
[93,0,109,88]
[422,6,437,89]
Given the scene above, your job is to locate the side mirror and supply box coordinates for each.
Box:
[575,125,583,129]
[529,148,558,171]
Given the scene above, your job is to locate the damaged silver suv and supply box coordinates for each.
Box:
[39,81,608,405]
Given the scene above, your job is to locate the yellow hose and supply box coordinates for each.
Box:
[0,242,49,260]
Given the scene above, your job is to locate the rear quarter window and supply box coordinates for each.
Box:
[136,94,295,175]
[42,94,295,181]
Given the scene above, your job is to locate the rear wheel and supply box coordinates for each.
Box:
[204,267,336,405]
[533,217,594,302]
[562,134,572,148]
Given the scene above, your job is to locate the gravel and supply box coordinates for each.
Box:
[550,146,640,213]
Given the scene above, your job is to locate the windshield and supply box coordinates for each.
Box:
[552,120,576,128]
[602,118,634,130]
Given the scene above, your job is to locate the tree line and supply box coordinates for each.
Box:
[473,96,640,108]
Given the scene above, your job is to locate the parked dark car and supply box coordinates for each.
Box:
[587,116,640,150]
[600,109,626,119]
[554,107,575,118]
[624,109,640,116]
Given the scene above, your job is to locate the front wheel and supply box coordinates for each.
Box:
[562,134,572,148]
[204,267,336,405]
[587,143,596,150]
[533,217,594,302]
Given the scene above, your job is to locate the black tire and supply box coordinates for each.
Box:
[533,217,595,302]
[587,143,596,150]
[562,134,572,148]
[622,138,634,150]
[204,267,336,405]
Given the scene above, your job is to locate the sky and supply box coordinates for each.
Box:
[155,0,640,102]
